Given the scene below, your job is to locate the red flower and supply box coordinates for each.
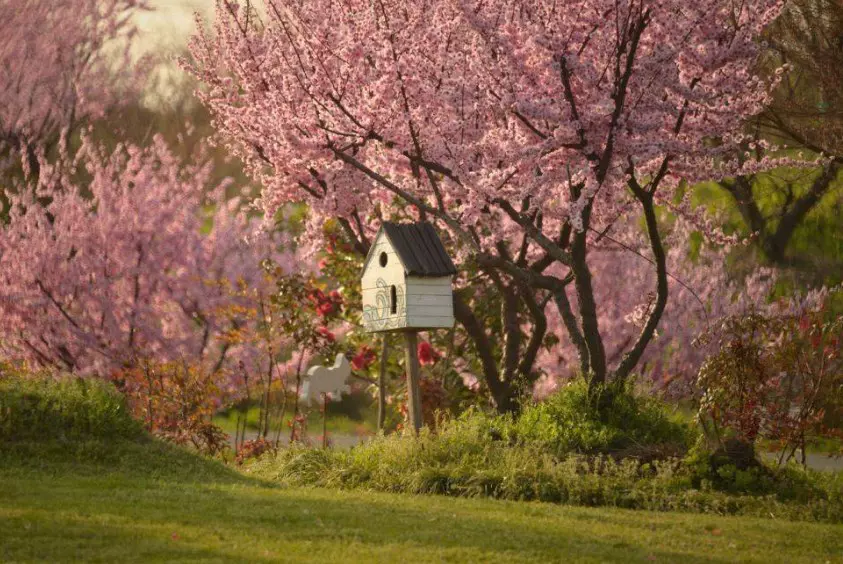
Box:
[309,288,342,317]
[316,301,335,316]
[307,289,326,305]
[316,326,335,342]
[799,315,811,332]
[351,345,377,371]
[417,341,440,366]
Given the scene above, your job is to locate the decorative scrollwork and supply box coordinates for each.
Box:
[363,278,406,331]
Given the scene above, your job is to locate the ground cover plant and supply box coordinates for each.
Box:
[510,379,694,458]
[0,367,142,442]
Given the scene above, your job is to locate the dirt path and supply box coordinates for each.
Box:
[761,451,843,472]
[228,429,368,450]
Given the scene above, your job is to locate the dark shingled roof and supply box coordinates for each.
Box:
[381,222,457,277]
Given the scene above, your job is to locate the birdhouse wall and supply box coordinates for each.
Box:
[362,234,409,332]
[404,277,454,329]
[361,233,402,289]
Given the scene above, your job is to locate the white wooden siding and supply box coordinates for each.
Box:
[406,294,452,306]
[408,305,453,317]
[361,285,408,309]
[405,281,452,296]
[405,276,453,328]
[361,233,405,289]
[406,314,454,329]
[406,277,452,286]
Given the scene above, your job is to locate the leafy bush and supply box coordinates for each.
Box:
[695,307,842,465]
[510,379,694,458]
[112,361,230,455]
[0,370,142,441]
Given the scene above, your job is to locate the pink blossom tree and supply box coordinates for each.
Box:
[0,0,147,176]
[0,134,278,379]
[187,0,788,411]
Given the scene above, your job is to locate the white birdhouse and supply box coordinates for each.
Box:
[361,222,456,333]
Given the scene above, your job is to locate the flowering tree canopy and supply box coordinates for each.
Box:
[0,0,147,175]
[0,135,275,377]
[188,0,787,410]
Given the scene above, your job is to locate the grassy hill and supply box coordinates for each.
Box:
[1,437,841,563]
[1,376,841,562]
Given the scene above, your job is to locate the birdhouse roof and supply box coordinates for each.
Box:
[372,222,457,277]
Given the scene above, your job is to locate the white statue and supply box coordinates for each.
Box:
[301,353,352,405]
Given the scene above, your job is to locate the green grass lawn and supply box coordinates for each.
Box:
[1,440,842,563]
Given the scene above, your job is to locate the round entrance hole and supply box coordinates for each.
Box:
[379,252,388,267]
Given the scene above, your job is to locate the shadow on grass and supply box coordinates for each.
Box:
[5,469,842,562]
[0,437,266,486]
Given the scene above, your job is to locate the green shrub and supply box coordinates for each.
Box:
[249,411,843,523]
[510,379,694,457]
[0,371,142,441]
[683,436,833,503]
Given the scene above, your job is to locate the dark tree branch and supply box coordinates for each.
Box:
[453,291,514,412]
[613,182,669,382]
[767,162,841,263]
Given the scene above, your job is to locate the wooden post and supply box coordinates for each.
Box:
[321,392,328,449]
[403,330,423,433]
[378,334,389,433]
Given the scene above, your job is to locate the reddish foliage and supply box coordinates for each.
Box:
[695,305,842,464]
[308,288,344,317]
[316,326,336,343]
[235,437,275,464]
[398,377,449,430]
[113,361,230,456]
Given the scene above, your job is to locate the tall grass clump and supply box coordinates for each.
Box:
[0,369,142,441]
[250,411,843,523]
[249,383,842,522]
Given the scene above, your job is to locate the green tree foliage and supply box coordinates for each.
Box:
[713,0,843,278]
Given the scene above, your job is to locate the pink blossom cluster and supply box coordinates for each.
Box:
[185,0,797,402]
[0,134,280,378]
[534,224,832,397]
[186,0,783,254]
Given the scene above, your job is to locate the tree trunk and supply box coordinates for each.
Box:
[452,292,518,414]
[570,227,608,389]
